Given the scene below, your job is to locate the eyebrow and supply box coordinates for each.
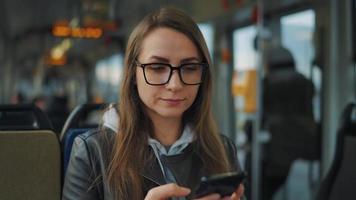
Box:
[148,55,201,63]
[181,57,200,63]
[149,56,169,62]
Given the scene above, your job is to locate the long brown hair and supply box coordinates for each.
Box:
[107,7,233,199]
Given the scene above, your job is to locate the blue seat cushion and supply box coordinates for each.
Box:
[63,128,91,174]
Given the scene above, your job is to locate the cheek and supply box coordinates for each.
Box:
[136,80,148,101]
[136,74,158,106]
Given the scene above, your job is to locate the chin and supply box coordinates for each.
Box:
[156,109,185,119]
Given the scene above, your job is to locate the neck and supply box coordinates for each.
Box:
[150,115,183,146]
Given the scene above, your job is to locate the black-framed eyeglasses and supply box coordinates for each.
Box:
[135,60,208,85]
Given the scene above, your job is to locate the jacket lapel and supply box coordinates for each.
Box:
[141,153,166,186]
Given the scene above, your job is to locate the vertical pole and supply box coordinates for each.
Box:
[321,0,339,177]
[251,0,264,199]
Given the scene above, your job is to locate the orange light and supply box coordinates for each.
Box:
[52,25,103,39]
[72,28,85,38]
[44,53,67,66]
[52,25,71,37]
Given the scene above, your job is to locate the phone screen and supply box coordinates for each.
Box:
[193,171,247,198]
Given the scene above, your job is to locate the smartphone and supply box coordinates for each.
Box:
[193,171,247,199]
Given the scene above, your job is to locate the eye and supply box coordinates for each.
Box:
[146,64,169,73]
[182,64,201,71]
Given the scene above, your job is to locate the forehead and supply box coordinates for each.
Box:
[139,27,200,61]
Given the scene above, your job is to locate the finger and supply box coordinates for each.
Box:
[231,184,245,200]
[231,193,238,200]
[236,184,245,197]
[145,183,191,200]
[194,193,221,200]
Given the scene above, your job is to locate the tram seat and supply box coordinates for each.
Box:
[0,131,61,200]
[262,66,320,173]
[60,103,107,175]
[316,102,356,200]
[263,47,319,162]
[260,47,320,200]
[62,128,91,174]
[0,104,60,200]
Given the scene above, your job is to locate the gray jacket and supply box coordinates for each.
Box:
[62,128,241,200]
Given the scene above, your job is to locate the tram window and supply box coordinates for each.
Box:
[198,23,214,58]
[281,10,316,78]
[94,54,124,102]
[232,25,257,71]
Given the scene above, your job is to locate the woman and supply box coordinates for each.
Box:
[63,7,244,200]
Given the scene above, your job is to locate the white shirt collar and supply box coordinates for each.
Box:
[148,125,194,156]
[102,107,195,155]
[102,107,119,132]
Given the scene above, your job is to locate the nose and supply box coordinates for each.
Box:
[166,70,183,90]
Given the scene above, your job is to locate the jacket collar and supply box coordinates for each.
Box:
[140,142,206,187]
[141,153,167,186]
[102,108,204,186]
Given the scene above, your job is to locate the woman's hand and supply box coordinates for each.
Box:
[194,184,245,200]
[144,183,244,200]
[144,183,191,200]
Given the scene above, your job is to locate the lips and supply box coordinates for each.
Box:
[161,98,185,105]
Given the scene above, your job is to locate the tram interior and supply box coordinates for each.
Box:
[0,0,355,200]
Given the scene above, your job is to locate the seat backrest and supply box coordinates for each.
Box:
[62,127,91,173]
[264,70,314,117]
[316,102,356,200]
[60,103,108,176]
[0,104,53,130]
[60,103,107,141]
[263,70,319,163]
[0,130,61,200]
[328,136,356,200]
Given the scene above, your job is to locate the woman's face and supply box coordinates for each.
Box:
[136,27,201,121]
